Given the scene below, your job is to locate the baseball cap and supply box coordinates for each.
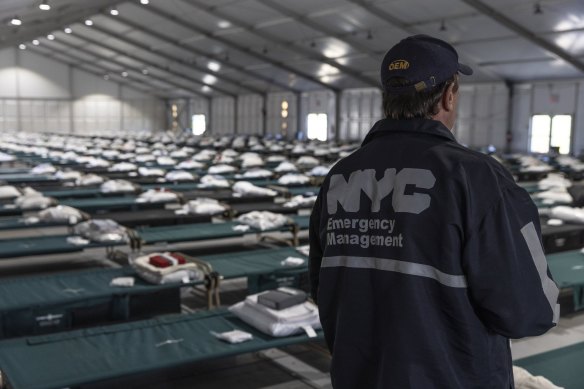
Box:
[380,34,473,94]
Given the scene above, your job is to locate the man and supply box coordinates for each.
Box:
[309,35,559,389]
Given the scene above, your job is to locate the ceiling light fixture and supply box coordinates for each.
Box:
[47,34,55,40]
[121,71,128,77]
[39,0,51,11]
[19,44,26,50]
[207,61,220,72]
[534,3,543,14]
[110,8,119,16]
[142,68,149,75]
[217,20,231,28]
[84,19,93,26]
[64,26,72,34]
[439,20,447,31]
[32,39,40,46]
[10,16,22,26]
[140,0,150,4]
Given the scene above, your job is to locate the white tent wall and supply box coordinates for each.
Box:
[190,79,584,154]
[236,94,263,135]
[210,96,235,135]
[339,89,383,142]
[0,47,164,135]
[456,83,509,150]
[511,80,584,155]
[266,92,297,139]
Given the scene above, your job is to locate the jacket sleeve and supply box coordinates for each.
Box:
[463,185,559,338]
[309,192,324,303]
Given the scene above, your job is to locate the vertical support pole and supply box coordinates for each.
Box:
[335,91,341,142]
[296,92,302,140]
[505,80,514,154]
[262,93,268,136]
[234,96,239,135]
[15,47,22,133]
[68,64,75,135]
[118,83,124,132]
[207,97,213,135]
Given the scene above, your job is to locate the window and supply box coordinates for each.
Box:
[192,114,206,136]
[307,113,327,141]
[529,114,572,154]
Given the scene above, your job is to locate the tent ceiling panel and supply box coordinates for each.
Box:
[459,37,557,64]
[550,31,584,56]
[371,0,476,24]
[488,60,583,81]
[480,0,584,34]
[435,15,517,43]
[253,0,347,15]
[2,0,584,96]
[89,14,133,34]
[199,0,286,27]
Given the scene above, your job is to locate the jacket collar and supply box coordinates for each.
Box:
[361,118,458,146]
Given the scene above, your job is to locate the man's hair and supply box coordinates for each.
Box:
[382,76,459,119]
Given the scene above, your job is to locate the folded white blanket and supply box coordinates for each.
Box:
[513,366,563,389]
[538,173,571,190]
[232,181,277,197]
[236,168,273,179]
[278,173,311,186]
[138,167,166,177]
[136,189,178,203]
[550,206,584,223]
[54,170,82,180]
[284,195,317,208]
[177,198,227,215]
[208,164,237,174]
[535,189,572,203]
[229,292,320,337]
[0,185,21,199]
[100,179,136,193]
[296,156,320,168]
[199,174,230,188]
[309,165,330,177]
[31,163,56,175]
[275,161,298,172]
[109,162,137,172]
[38,205,84,224]
[76,174,104,186]
[177,159,204,169]
[165,170,195,181]
[237,211,289,230]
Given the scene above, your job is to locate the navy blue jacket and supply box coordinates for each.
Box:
[309,118,559,389]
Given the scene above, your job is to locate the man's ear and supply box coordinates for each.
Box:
[442,83,456,112]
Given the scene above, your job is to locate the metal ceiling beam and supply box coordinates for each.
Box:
[459,0,584,73]
[181,0,379,88]
[254,0,381,61]
[0,0,126,50]
[43,39,208,98]
[344,0,503,81]
[105,14,300,93]
[479,54,584,67]
[67,30,229,97]
[25,46,166,98]
[143,2,340,92]
[91,16,264,96]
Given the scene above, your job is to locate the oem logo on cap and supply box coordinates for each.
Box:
[389,60,410,71]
